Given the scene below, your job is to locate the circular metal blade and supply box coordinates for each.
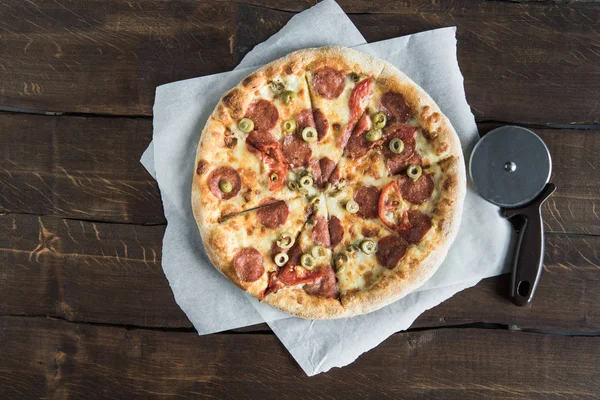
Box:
[469,126,551,208]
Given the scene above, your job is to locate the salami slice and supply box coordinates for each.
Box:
[311,216,331,248]
[346,112,377,159]
[381,91,411,123]
[257,199,289,229]
[207,166,241,200]
[304,265,338,299]
[297,108,328,141]
[328,165,340,185]
[328,216,344,247]
[233,247,264,282]
[245,99,279,131]
[398,210,432,244]
[354,185,381,219]
[397,173,434,204]
[376,235,408,269]
[313,109,329,141]
[387,152,422,175]
[312,67,345,99]
[382,125,416,163]
[281,134,312,168]
[263,271,284,297]
[318,157,336,186]
[278,264,324,286]
[246,130,279,157]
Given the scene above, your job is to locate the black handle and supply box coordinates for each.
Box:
[503,183,556,306]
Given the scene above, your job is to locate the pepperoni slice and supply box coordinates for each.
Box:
[398,210,432,244]
[257,199,289,229]
[296,108,315,131]
[281,134,312,168]
[304,265,338,299]
[312,67,345,99]
[207,166,241,200]
[245,99,279,131]
[278,264,324,286]
[354,185,381,219]
[318,157,337,187]
[297,109,328,141]
[346,112,378,159]
[376,235,408,270]
[286,240,303,267]
[397,173,434,204]
[381,92,411,123]
[233,247,264,282]
[328,216,344,247]
[311,216,331,248]
[263,271,284,297]
[339,79,373,149]
[387,152,422,175]
[382,125,416,163]
[328,165,340,185]
[313,109,329,141]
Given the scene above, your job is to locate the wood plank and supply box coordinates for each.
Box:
[1,213,598,332]
[1,317,598,398]
[2,112,599,234]
[0,1,598,124]
[0,113,164,224]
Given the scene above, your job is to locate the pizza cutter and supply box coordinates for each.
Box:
[469,126,555,306]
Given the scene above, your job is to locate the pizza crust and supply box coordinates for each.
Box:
[192,46,466,319]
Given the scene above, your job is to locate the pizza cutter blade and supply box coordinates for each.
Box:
[469,126,555,306]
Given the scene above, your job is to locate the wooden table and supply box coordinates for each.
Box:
[1,1,599,398]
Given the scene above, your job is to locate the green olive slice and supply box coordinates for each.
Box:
[274,252,289,267]
[281,90,296,106]
[311,245,327,260]
[282,119,297,134]
[302,127,318,143]
[276,232,295,249]
[349,72,360,82]
[238,118,254,133]
[323,182,332,192]
[372,112,387,129]
[270,173,279,183]
[335,253,348,268]
[218,179,232,193]
[365,129,382,142]
[309,196,321,206]
[389,138,405,154]
[270,80,284,94]
[407,164,423,181]
[360,240,377,255]
[287,180,299,191]
[300,253,316,270]
[346,244,359,254]
[299,174,313,188]
[345,199,359,214]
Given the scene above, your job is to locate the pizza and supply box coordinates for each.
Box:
[192,46,466,319]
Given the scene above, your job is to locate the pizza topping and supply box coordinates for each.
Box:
[246,130,289,188]
[304,265,338,299]
[282,119,297,134]
[376,235,408,269]
[387,152,422,175]
[407,164,422,181]
[372,112,387,129]
[382,125,417,163]
[353,185,381,219]
[233,247,264,282]
[345,199,359,214]
[274,252,289,267]
[360,239,377,255]
[277,264,324,286]
[302,127,318,143]
[287,180,299,191]
[208,166,241,199]
[397,173,434,204]
[328,216,344,247]
[245,99,279,131]
[381,91,411,123]
[300,253,317,270]
[378,180,412,233]
[312,67,346,99]
[389,138,405,154]
[346,112,378,159]
[398,210,433,244]
[299,174,314,188]
[311,245,328,261]
[335,253,349,268]
[276,232,295,249]
[238,118,254,133]
[263,271,284,297]
[316,157,337,188]
[270,79,285,94]
[265,161,287,191]
[346,244,360,254]
[257,199,289,229]
[365,129,382,142]
[312,216,331,248]
[281,134,312,168]
[339,78,373,149]
[309,196,321,206]
[349,72,360,82]
[313,109,329,141]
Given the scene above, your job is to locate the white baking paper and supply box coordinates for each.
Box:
[141,0,512,375]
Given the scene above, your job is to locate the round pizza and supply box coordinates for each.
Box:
[192,46,466,319]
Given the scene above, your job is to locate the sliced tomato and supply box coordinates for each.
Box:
[378,181,412,233]
[339,78,373,148]
[277,264,324,286]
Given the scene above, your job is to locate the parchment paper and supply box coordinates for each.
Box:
[141,0,512,375]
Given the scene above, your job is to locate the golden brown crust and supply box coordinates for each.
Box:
[192,46,466,319]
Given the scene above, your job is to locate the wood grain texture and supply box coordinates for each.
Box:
[2,213,598,332]
[1,316,598,399]
[0,1,598,124]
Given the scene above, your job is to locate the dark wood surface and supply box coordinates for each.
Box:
[1,0,599,398]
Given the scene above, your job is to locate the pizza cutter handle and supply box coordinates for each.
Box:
[503,183,556,306]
